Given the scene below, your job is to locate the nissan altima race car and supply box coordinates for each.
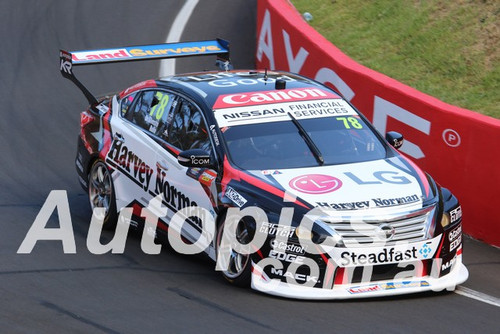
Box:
[60,39,468,299]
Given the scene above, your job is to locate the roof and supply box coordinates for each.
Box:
[157,70,324,108]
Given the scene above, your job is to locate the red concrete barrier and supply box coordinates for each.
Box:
[256,0,500,247]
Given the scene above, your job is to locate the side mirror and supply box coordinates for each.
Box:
[177,149,214,168]
[386,131,404,150]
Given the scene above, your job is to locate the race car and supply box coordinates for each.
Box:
[61,39,468,299]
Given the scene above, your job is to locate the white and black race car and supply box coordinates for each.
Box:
[61,39,468,299]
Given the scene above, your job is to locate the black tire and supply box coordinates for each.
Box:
[216,214,252,287]
[88,159,118,230]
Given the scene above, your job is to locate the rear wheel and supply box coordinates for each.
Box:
[216,215,252,287]
[88,159,117,230]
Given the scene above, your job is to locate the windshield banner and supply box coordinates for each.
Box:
[214,99,356,127]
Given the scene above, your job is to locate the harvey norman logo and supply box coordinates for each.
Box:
[212,87,339,109]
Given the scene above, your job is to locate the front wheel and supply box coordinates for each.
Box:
[88,159,118,230]
[216,215,252,287]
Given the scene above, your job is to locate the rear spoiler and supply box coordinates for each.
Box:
[59,39,232,105]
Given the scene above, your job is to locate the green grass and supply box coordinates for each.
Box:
[292,0,500,118]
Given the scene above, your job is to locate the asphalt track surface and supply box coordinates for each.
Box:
[0,1,499,333]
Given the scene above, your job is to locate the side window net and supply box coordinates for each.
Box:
[167,98,210,151]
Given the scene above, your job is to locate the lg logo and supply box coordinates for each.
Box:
[289,174,342,194]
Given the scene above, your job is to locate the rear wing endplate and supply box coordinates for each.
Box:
[59,39,232,105]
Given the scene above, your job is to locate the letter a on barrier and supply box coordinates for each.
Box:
[257,9,275,69]
[17,190,76,254]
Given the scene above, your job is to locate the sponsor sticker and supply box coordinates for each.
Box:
[448,224,462,242]
[348,280,430,294]
[418,244,432,258]
[209,124,220,146]
[199,170,217,187]
[213,87,339,109]
[260,222,296,238]
[441,255,457,271]
[262,170,282,175]
[289,174,342,195]
[213,98,355,127]
[450,206,462,224]
[331,237,441,267]
[206,74,297,88]
[71,41,224,64]
[448,224,462,252]
[270,239,307,255]
[120,80,157,98]
[450,236,462,252]
[225,186,247,207]
[106,140,154,191]
[72,48,132,62]
[269,250,306,264]
[269,267,319,284]
[316,194,420,210]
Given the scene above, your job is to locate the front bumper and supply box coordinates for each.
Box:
[251,254,468,299]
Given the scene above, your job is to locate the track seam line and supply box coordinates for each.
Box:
[454,286,500,308]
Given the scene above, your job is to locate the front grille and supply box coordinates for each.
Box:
[322,206,435,247]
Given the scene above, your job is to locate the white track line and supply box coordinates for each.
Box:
[455,286,500,308]
[159,0,199,77]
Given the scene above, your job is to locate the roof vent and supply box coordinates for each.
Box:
[275,79,286,90]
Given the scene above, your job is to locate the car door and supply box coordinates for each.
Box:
[153,95,219,258]
[107,90,171,213]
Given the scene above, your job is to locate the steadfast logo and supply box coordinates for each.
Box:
[340,247,419,266]
[333,239,439,267]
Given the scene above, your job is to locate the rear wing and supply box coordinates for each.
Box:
[59,39,232,105]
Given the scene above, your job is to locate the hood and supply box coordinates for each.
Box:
[250,157,429,215]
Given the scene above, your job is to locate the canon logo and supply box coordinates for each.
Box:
[213,87,338,109]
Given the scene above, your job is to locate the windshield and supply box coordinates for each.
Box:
[222,115,387,170]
